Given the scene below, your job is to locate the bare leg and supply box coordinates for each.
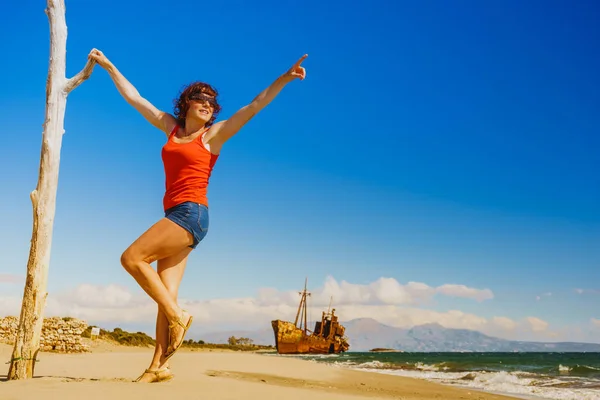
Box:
[121,218,194,368]
[153,311,169,367]
[136,248,191,383]
[153,249,191,369]
[120,218,193,322]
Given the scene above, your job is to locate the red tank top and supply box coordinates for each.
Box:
[161,125,219,211]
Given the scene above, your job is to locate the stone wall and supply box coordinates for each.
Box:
[0,316,90,353]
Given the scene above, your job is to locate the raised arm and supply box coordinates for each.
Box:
[88,49,177,136]
[205,54,308,152]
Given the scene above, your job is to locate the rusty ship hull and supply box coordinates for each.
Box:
[271,320,349,354]
[270,279,350,355]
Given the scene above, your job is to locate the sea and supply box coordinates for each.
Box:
[275,352,600,400]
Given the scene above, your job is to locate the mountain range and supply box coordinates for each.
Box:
[196,318,600,352]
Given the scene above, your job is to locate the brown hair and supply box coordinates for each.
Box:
[173,81,222,128]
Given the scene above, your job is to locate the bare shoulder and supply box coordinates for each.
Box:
[158,113,179,137]
[202,120,227,153]
[125,94,178,138]
[204,120,227,141]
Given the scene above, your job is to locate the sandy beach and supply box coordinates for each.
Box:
[0,341,521,400]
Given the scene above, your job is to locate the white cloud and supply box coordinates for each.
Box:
[526,317,549,332]
[46,284,156,323]
[0,296,23,316]
[253,276,491,309]
[436,284,493,302]
[0,276,493,324]
[0,276,580,342]
[491,316,517,331]
[259,276,492,308]
[0,277,488,326]
[0,274,22,284]
[575,288,600,295]
[591,318,600,328]
[535,292,552,301]
[56,284,136,308]
[0,284,157,324]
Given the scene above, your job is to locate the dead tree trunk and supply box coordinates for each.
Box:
[7,0,95,380]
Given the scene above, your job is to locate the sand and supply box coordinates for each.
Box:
[0,341,520,400]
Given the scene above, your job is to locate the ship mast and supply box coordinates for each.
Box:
[293,277,311,333]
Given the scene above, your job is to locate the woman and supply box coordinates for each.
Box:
[88,48,307,382]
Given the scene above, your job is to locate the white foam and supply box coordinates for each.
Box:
[356,360,386,368]
[351,367,600,400]
[268,355,600,399]
[414,361,443,371]
[558,364,571,373]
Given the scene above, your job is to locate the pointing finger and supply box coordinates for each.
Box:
[293,54,308,67]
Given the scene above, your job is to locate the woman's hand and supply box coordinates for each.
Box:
[205,53,309,151]
[283,54,308,81]
[88,48,112,69]
[86,47,175,135]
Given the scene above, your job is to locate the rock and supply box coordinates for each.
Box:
[0,316,90,353]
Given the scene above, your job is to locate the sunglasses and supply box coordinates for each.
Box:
[189,93,218,108]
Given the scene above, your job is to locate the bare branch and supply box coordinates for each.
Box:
[64,57,96,93]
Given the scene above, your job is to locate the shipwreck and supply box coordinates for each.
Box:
[271,279,350,354]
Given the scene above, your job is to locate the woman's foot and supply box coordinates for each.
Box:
[163,309,193,362]
[134,367,173,383]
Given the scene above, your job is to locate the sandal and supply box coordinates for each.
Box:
[134,367,174,383]
[163,310,193,362]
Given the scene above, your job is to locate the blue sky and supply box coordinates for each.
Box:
[0,0,599,342]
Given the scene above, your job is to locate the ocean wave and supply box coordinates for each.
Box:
[274,352,600,399]
[326,359,445,371]
[315,358,600,399]
[326,358,600,378]
[352,367,600,400]
[557,364,600,377]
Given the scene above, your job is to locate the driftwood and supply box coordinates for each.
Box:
[8,0,95,380]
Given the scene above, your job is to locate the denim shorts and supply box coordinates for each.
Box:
[164,201,209,249]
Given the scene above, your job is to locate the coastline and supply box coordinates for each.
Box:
[285,351,600,400]
[0,341,521,400]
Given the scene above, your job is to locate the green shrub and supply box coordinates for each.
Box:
[81,327,275,351]
[81,326,155,347]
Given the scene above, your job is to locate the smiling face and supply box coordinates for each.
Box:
[188,92,217,125]
[173,82,222,128]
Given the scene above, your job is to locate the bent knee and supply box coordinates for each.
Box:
[121,248,156,273]
[120,250,141,272]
